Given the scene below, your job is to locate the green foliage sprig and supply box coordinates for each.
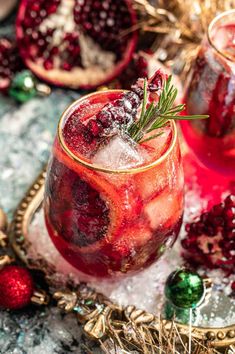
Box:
[128,76,208,143]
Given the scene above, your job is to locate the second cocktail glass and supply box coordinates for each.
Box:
[181,10,235,176]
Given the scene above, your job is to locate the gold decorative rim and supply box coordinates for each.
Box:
[57,90,177,174]
[9,168,235,350]
[207,9,235,63]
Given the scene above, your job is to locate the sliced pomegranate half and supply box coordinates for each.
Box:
[16,0,137,89]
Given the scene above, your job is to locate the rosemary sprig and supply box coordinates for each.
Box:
[128,75,208,143]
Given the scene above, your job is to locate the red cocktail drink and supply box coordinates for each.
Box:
[181,10,235,176]
[44,77,184,278]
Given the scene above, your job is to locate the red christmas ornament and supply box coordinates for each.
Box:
[0,265,34,310]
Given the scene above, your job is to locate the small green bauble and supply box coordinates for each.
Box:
[164,300,197,324]
[9,70,37,103]
[164,268,204,309]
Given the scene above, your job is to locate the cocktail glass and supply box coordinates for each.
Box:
[181,10,235,176]
[44,90,184,278]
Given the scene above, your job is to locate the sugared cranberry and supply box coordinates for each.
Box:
[63,70,166,157]
[97,110,112,128]
[124,92,141,109]
[87,119,102,137]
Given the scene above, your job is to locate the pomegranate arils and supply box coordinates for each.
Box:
[74,0,132,59]
[17,0,137,88]
[182,194,235,274]
[0,38,24,91]
[18,0,82,71]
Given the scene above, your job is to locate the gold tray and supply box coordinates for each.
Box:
[9,168,235,352]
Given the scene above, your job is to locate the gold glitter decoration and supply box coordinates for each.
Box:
[134,0,235,77]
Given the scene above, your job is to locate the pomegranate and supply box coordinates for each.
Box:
[16,0,138,89]
[182,194,235,274]
[0,38,24,92]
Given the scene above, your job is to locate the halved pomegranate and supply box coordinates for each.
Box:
[16,0,138,89]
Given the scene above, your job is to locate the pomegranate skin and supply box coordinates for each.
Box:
[16,0,138,89]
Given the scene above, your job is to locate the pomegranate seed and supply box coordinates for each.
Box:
[225,206,235,219]
[31,3,40,12]
[44,59,54,70]
[50,47,59,56]
[47,4,57,14]
[62,62,72,71]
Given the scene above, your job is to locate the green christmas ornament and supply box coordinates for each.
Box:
[9,70,37,102]
[164,268,205,309]
[9,70,51,103]
[164,300,197,324]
